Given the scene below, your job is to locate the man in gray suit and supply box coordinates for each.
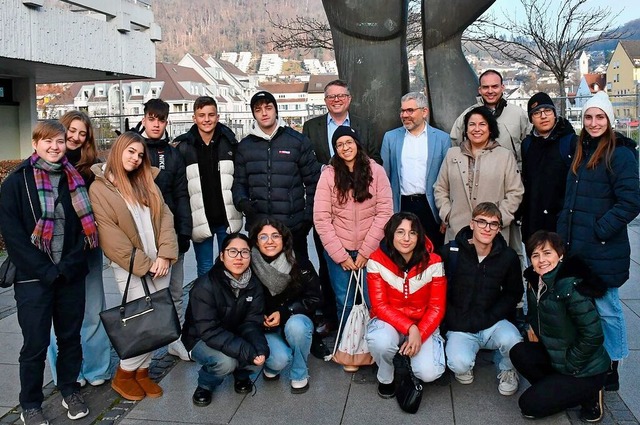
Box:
[303,79,380,164]
[381,92,451,249]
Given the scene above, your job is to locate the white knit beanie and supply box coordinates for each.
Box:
[582,91,615,127]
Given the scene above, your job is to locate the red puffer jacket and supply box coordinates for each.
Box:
[366,238,446,341]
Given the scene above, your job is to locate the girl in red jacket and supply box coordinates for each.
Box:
[365,212,446,399]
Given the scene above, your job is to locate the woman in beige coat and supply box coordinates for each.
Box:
[89,132,178,401]
[435,106,523,243]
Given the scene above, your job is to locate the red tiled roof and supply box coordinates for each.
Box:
[258,82,308,94]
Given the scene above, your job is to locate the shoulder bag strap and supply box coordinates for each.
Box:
[119,247,152,309]
[326,269,358,360]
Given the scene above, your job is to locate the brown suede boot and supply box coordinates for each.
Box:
[135,368,163,398]
[111,366,145,401]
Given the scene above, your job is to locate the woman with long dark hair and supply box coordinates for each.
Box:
[557,92,640,391]
[0,120,99,423]
[47,111,111,389]
[365,212,446,400]
[182,233,269,407]
[249,218,322,393]
[511,231,609,422]
[89,132,178,401]
[313,126,393,369]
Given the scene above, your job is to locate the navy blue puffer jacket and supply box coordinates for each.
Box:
[557,133,640,287]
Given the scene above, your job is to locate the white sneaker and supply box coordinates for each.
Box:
[168,340,192,361]
[498,369,519,396]
[77,378,87,388]
[88,379,106,386]
[454,369,474,384]
[291,378,309,394]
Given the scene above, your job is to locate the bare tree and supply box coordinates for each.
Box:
[465,0,628,109]
[268,1,422,53]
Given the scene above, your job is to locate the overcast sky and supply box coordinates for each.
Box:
[490,0,639,27]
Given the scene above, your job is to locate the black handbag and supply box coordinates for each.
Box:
[395,354,424,414]
[100,248,180,359]
[0,257,16,288]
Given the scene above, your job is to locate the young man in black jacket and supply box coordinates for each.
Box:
[440,202,523,397]
[175,96,243,278]
[135,99,192,361]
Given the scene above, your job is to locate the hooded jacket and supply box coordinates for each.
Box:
[557,133,640,287]
[440,226,523,333]
[232,122,321,231]
[366,238,446,341]
[175,123,243,241]
[181,261,269,366]
[523,257,610,377]
[520,116,577,241]
[88,164,178,276]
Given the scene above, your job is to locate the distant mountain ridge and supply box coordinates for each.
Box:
[588,18,640,51]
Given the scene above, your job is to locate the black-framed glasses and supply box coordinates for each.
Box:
[531,108,554,118]
[324,93,350,101]
[225,248,251,258]
[472,219,501,231]
[257,233,282,243]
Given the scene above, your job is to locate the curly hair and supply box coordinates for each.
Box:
[249,218,295,264]
[329,146,373,204]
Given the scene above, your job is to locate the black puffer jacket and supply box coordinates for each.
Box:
[440,226,523,333]
[133,123,192,253]
[520,116,577,241]
[232,126,321,231]
[557,133,640,288]
[181,261,269,366]
[523,257,610,377]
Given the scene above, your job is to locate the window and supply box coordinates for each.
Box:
[134,87,141,95]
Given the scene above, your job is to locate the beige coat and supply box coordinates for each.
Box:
[89,164,178,277]
[434,142,524,242]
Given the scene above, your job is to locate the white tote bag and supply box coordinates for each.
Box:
[325,269,374,366]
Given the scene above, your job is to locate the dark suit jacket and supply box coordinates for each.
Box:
[302,113,381,164]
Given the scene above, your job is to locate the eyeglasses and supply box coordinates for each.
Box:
[225,248,251,259]
[399,107,424,115]
[472,219,501,231]
[531,108,554,118]
[336,140,355,150]
[394,229,419,239]
[325,93,350,101]
[257,233,282,243]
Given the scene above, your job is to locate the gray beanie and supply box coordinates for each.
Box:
[582,91,615,127]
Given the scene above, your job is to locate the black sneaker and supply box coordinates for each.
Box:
[377,381,396,399]
[20,408,49,425]
[62,392,89,420]
[580,388,604,423]
[310,334,330,359]
[234,377,253,394]
[604,361,619,391]
[192,386,212,407]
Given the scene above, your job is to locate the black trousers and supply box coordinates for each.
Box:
[400,195,444,250]
[14,278,85,409]
[510,341,605,419]
[312,228,337,324]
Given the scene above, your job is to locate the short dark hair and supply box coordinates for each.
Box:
[472,202,502,224]
[525,230,565,259]
[324,79,350,93]
[463,106,500,141]
[144,98,169,120]
[194,96,217,112]
[479,69,503,85]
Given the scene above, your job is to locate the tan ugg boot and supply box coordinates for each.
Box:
[111,366,145,401]
[135,368,163,398]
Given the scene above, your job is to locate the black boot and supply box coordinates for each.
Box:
[579,388,603,423]
[604,361,619,391]
[310,333,330,359]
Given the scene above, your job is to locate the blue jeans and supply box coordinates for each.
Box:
[324,250,370,331]
[193,225,229,277]
[48,248,111,385]
[595,287,628,361]
[367,318,445,384]
[446,319,523,373]
[264,314,313,381]
[190,340,258,391]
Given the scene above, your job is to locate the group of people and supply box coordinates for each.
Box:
[0,68,638,425]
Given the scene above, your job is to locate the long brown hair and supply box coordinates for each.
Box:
[59,111,97,179]
[104,132,162,218]
[571,119,616,175]
[329,148,373,204]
